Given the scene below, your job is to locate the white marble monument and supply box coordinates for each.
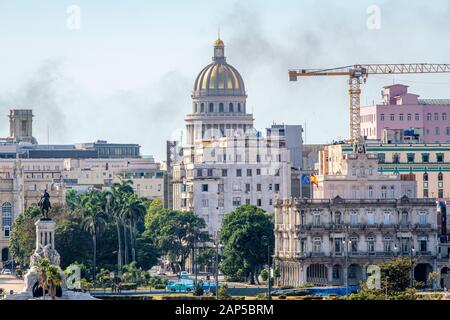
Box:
[3,218,96,300]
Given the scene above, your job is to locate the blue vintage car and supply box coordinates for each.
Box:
[166,279,218,292]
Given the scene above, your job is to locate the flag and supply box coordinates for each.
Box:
[310,174,319,188]
[301,173,310,185]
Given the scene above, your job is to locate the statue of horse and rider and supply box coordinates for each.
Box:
[38,189,52,219]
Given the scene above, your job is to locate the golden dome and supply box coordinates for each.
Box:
[214,38,224,47]
[193,62,245,96]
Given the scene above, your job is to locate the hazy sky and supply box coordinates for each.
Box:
[0,0,449,160]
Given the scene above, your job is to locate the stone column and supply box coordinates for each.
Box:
[35,219,56,250]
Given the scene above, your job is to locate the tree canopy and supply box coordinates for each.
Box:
[219,205,274,284]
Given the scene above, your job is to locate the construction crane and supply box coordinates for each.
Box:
[288,64,450,143]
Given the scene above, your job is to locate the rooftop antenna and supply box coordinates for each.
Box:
[47,125,50,148]
[218,26,220,39]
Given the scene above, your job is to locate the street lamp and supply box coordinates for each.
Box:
[262,235,272,300]
[342,237,351,296]
[410,244,415,287]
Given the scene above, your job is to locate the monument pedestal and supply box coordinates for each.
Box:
[3,218,96,300]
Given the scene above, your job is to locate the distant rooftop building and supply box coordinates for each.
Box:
[7,109,37,144]
[361,84,450,144]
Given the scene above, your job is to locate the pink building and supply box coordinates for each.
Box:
[360,84,450,143]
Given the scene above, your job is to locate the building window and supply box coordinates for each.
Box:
[419,237,427,252]
[257,199,262,206]
[427,113,432,121]
[269,184,273,191]
[232,197,241,206]
[245,199,250,205]
[390,114,394,121]
[367,237,375,253]
[222,169,227,177]
[381,186,387,199]
[236,169,242,177]
[229,103,234,112]
[414,113,419,120]
[246,169,252,176]
[436,127,440,135]
[447,128,450,136]
[443,113,447,121]
[367,211,375,225]
[389,186,395,198]
[350,211,358,225]
[207,169,213,176]
[350,237,358,253]
[202,199,209,208]
[438,189,444,198]
[245,184,250,192]
[438,172,443,181]
[200,103,205,112]
[383,211,391,225]
[219,103,224,112]
[435,113,439,121]
[368,186,373,198]
[237,103,242,112]
[407,153,415,163]
[384,237,392,252]
[334,239,342,253]
[423,189,429,198]
[256,168,261,175]
[197,169,203,177]
[2,203,12,237]
[399,211,408,225]
[313,237,321,253]
[421,153,429,163]
[218,184,224,193]
[348,265,356,279]
[334,211,342,225]
[313,212,321,226]
[419,211,428,225]
[437,153,444,163]
[218,199,224,207]
[393,153,400,164]
[380,114,385,121]
[202,184,208,192]
[275,184,280,192]
[423,172,428,182]
[256,184,262,192]
[332,265,340,279]
[378,153,385,163]
[209,103,214,112]
[399,113,404,121]
[407,113,412,121]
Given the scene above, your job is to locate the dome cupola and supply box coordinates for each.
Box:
[193,38,246,97]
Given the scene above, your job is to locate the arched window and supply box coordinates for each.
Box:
[209,103,214,112]
[2,202,12,229]
[423,173,428,181]
[200,103,205,113]
[219,103,224,112]
[237,103,241,112]
[1,247,8,262]
[229,103,234,112]
[194,103,198,113]
[438,172,443,181]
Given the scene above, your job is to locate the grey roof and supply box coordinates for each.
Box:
[418,99,450,105]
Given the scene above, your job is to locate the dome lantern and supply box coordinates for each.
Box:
[213,37,225,61]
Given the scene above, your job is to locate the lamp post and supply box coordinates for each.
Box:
[215,234,219,299]
[267,244,271,301]
[342,236,351,296]
[410,242,415,287]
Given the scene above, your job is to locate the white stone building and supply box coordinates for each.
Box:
[172,38,294,234]
[275,140,443,288]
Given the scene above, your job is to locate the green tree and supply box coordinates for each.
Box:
[135,230,160,270]
[9,207,40,266]
[146,209,209,272]
[79,190,108,280]
[219,205,274,284]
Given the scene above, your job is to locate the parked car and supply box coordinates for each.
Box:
[179,271,189,279]
[2,269,12,275]
[167,279,194,292]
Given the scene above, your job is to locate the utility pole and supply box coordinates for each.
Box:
[215,234,219,299]
[267,244,271,300]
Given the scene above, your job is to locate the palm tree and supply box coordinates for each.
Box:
[37,258,49,300]
[121,193,147,263]
[81,190,108,281]
[46,265,63,300]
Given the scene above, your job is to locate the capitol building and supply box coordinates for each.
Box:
[171,38,300,235]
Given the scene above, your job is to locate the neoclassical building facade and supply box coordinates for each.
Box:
[274,196,439,287]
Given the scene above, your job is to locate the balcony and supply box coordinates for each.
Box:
[414,223,432,230]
